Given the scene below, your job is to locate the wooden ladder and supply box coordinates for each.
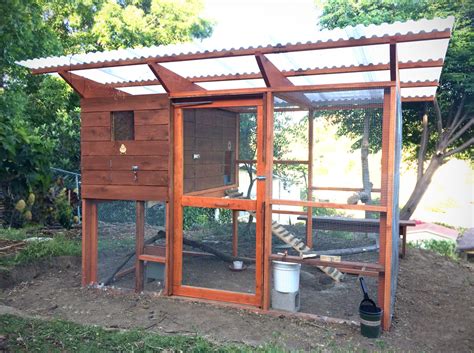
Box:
[225,189,344,282]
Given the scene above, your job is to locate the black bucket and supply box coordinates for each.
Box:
[358,278,383,338]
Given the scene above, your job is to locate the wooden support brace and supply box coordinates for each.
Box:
[148,62,205,94]
[59,71,129,98]
[255,53,313,108]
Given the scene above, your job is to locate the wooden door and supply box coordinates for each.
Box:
[171,98,266,307]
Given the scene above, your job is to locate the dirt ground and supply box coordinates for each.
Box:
[1,248,473,352]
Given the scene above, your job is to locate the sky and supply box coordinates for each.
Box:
[203,0,322,44]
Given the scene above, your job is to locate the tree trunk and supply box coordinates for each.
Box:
[400,156,443,220]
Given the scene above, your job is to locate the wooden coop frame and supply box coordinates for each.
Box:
[19,18,453,330]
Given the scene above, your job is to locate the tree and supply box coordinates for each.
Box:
[1,0,213,221]
[317,0,473,219]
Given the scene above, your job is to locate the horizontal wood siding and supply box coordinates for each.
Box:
[184,108,237,193]
[82,185,167,201]
[80,94,170,202]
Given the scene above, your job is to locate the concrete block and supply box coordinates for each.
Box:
[271,289,300,312]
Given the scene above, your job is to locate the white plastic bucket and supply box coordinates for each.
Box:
[272,261,301,293]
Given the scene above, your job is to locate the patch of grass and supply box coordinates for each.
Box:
[0,228,81,269]
[408,239,458,260]
[0,314,286,353]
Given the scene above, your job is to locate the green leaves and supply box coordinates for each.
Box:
[1,0,213,208]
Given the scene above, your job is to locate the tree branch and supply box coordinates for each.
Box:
[417,111,429,181]
[446,117,474,147]
[443,137,474,159]
[433,97,443,137]
[446,112,468,141]
[448,95,466,130]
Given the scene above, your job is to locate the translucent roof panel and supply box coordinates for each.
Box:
[399,67,442,82]
[275,89,384,109]
[288,71,390,86]
[161,56,259,79]
[266,45,389,72]
[17,17,454,72]
[196,79,266,90]
[71,65,156,84]
[400,87,437,98]
[117,85,166,95]
[15,16,454,100]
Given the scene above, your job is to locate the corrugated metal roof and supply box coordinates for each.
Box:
[16,17,454,99]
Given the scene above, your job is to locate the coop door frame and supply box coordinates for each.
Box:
[171,97,266,307]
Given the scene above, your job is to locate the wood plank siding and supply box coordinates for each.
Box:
[80,94,170,201]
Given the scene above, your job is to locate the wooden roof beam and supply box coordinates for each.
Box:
[31,30,451,75]
[58,71,129,98]
[105,58,443,88]
[148,62,204,94]
[255,53,313,108]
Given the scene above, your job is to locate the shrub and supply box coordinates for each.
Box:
[408,239,458,260]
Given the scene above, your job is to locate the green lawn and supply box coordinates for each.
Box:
[0,227,81,269]
[0,314,285,353]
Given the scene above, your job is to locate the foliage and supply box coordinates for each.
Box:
[0,228,81,268]
[317,0,474,219]
[408,239,458,260]
[0,0,213,226]
[318,0,473,161]
[0,314,289,353]
[98,200,136,224]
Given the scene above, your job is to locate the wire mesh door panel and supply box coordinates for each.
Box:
[173,99,265,306]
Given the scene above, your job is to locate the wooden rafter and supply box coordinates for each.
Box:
[32,30,451,75]
[59,71,129,98]
[255,53,313,108]
[148,62,204,94]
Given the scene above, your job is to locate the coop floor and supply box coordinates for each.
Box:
[96,222,380,320]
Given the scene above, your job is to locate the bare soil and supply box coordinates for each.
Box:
[1,248,473,352]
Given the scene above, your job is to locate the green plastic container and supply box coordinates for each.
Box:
[359,303,383,338]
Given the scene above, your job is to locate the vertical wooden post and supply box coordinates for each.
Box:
[165,103,175,296]
[172,107,184,291]
[232,210,239,257]
[379,42,399,330]
[262,93,274,310]
[81,199,97,286]
[81,199,89,287]
[255,104,266,306]
[306,109,314,248]
[135,201,145,293]
[90,200,98,284]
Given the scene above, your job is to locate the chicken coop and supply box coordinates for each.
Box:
[17,17,453,330]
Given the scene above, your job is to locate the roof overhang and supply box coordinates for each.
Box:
[16,17,454,107]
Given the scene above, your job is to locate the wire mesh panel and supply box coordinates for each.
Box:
[272,89,385,205]
[390,89,403,317]
[143,201,167,292]
[269,89,386,319]
[270,209,380,319]
[97,201,136,289]
[181,207,256,294]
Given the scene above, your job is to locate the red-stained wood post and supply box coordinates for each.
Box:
[81,199,98,286]
[135,201,145,293]
[172,107,184,292]
[232,210,239,257]
[306,109,314,248]
[379,43,399,331]
[262,92,274,310]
